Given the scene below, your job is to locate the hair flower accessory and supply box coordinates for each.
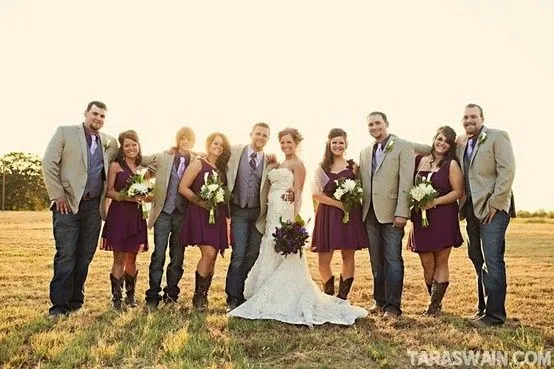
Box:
[478,132,487,145]
[385,139,395,152]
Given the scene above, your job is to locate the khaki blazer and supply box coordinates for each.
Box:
[456,127,515,221]
[359,135,414,223]
[146,151,198,229]
[227,144,272,234]
[42,124,118,219]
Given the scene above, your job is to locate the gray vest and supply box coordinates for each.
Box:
[233,148,263,208]
[83,141,104,199]
[163,155,189,214]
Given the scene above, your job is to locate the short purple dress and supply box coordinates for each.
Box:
[101,164,148,252]
[180,159,229,253]
[408,155,463,253]
[310,161,369,252]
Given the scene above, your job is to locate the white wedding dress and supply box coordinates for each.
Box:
[228,168,368,326]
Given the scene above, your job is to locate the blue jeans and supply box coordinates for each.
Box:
[50,197,101,314]
[465,202,510,323]
[145,211,185,303]
[365,206,405,315]
[225,205,262,304]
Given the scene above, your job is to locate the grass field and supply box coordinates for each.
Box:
[0,211,552,368]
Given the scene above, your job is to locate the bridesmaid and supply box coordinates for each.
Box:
[408,126,463,316]
[101,130,150,309]
[311,128,369,300]
[179,132,231,311]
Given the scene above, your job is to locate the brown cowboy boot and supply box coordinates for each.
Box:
[322,275,335,295]
[423,281,449,316]
[110,274,124,310]
[192,271,212,311]
[123,270,138,308]
[337,275,354,300]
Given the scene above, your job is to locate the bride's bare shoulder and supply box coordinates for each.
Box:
[290,159,305,173]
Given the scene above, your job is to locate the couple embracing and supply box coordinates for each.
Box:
[226,123,367,326]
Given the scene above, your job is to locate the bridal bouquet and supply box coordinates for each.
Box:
[124,168,155,219]
[198,170,228,224]
[408,176,438,227]
[272,215,310,258]
[333,178,364,223]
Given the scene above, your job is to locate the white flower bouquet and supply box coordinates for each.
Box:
[124,168,155,219]
[333,177,364,223]
[198,170,228,224]
[408,176,438,227]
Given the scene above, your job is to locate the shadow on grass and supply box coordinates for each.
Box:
[0,315,51,366]
[226,315,390,369]
[43,309,134,369]
[160,306,250,369]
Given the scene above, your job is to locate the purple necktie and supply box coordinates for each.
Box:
[177,156,186,177]
[249,152,257,171]
[90,135,97,154]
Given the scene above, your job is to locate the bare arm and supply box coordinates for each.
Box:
[312,192,344,210]
[178,159,206,208]
[106,163,122,201]
[292,161,306,216]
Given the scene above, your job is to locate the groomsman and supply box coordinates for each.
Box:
[144,127,197,311]
[225,122,273,312]
[42,101,118,319]
[458,104,515,327]
[359,111,414,321]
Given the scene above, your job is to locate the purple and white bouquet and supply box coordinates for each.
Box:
[408,176,438,227]
[272,215,310,258]
[124,168,155,219]
[198,170,228,224]
[333,177,364,223]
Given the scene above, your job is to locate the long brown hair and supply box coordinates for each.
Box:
[205,132,231,173]
[320,128,347,172]
[116,130,142,167]
[430,126,457,167]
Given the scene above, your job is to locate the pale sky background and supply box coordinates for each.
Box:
[1,0,552,214]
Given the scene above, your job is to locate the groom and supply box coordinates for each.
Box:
[225,122,273,312]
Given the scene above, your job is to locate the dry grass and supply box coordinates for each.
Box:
[0,211,552,368]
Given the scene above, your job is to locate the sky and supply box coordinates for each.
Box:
[1,0,553,213]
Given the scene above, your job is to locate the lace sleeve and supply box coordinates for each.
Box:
[311,166,330,195]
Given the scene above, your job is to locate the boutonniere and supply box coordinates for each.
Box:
[385,139,395,152]
[103,139,111,150]
[478,132,487,145]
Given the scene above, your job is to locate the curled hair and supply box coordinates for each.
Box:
[205,132,231,173]
[278,127,303,144]
[320,128,347,172]
[430,126,457,168]
[116,130,142,167]
[173,126,196,150]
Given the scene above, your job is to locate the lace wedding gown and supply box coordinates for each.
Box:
[228,168,368,326]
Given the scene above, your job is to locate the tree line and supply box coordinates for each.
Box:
[0,152,49,210]
[0,152,553,216]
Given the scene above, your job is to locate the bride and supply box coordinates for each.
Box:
[228,128,367,326]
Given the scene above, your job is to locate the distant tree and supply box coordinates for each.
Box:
[0,152,49,210]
